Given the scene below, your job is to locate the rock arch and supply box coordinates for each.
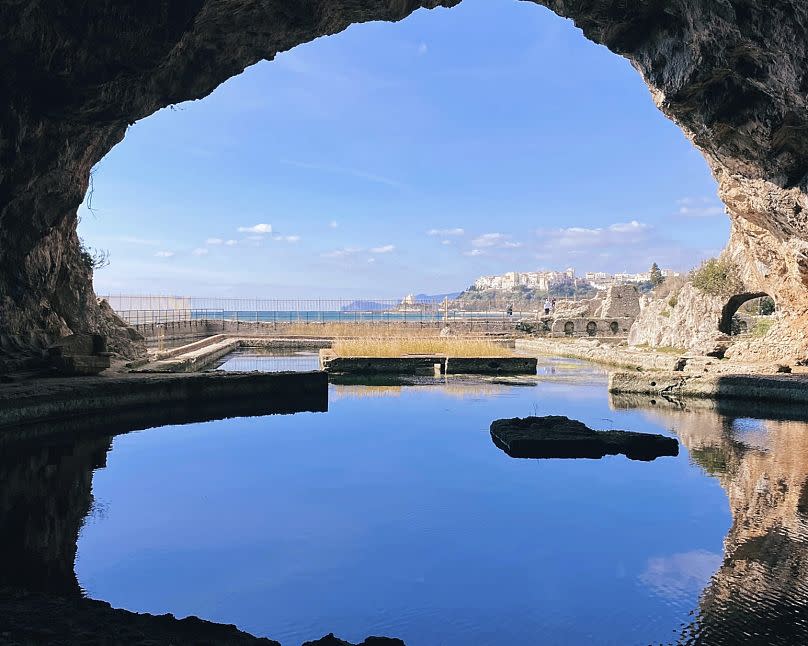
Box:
[2,1,808,363]
[718,291,770,335]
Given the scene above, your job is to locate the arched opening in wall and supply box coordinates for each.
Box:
[564,321,575,337]
[718,292,774,336]
[76,1,728,308]
[586,321,597,337]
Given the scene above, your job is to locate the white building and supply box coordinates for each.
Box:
[473,269,576,292]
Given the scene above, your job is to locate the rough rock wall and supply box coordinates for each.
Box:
[2,1,807,364]
[0,437,110,594]
[628,283,725,351]
[594,285,641,319]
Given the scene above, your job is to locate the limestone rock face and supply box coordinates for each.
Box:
[628,283,725,352]
[2,0,808,363]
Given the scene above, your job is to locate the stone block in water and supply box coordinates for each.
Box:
[490,415,678,462]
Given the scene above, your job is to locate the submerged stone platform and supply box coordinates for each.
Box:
[490,416,679,461]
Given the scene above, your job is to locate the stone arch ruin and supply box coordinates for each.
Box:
[718,291,771,335]
[2,1,808,365]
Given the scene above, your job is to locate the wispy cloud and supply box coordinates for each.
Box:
[206,238,223,245]
[273,234,301,243]
[537,220,651,249]
[428,228,465,237]
[417,42,428,56]
[329,220,338,229]
[154,250,175,258]
[471,232,522,249]
[322,246,362,259]
[238,223,273,234]
[676,197,724,218]
[225,239,238,246]
[192,248,209,256]
[370,244,395,254]
[464,249,484,257]
[281,159,405,190]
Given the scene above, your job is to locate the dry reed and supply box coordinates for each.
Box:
[331,337,512,358]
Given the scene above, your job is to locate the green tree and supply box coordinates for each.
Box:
[649,262,664,287]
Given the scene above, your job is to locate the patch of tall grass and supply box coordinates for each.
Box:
[331,337,513,357]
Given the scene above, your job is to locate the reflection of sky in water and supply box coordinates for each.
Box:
[76,364,733,646]
[639,549,722,599]
[213,350,321,373]
[730,418,772,451]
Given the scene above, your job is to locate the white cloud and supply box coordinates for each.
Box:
[206,238,223,245]
[322,246,362,259]
[441,240,452,246]
[538,220,652,249]
[273,234,301,243]
[676,197,724,218]
[417,42,428,56]
[329,220,338,229]
[464,249,485,257]
[192,248,209,256]
[608,220,650,233]
[471,232,521,248]
[370,244,395,254]
[367,258,376,264]
[427,228,465,237]
[225,239,238,246]
[237,223,273,234]
[154,251,175,258]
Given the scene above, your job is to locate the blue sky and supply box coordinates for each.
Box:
[79,0,729,298]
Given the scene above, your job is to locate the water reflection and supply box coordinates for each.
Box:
[611,394,808,644]
[1,367,807,644]
[0,436,109,595]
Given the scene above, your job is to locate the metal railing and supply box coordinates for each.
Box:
[104,296,569,327]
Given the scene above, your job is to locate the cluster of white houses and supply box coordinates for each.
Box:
[473,267,681,292]
[472,268,577,291]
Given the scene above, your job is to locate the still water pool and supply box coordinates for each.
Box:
[25,355,808,644]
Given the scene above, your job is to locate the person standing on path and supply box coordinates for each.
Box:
[544,297,552,316]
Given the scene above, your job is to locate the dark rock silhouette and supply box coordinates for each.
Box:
[302,634,405,646]
[490,415,679,461]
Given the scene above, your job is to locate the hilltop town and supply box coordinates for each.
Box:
[470,267,681,292]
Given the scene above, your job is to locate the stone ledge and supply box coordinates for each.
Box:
[0,370,328,432]
[608,371,808,405]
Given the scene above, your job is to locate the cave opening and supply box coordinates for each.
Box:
[75,0,724,311]
[718,292,774,336]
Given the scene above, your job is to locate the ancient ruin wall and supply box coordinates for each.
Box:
[2,1,807,362]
